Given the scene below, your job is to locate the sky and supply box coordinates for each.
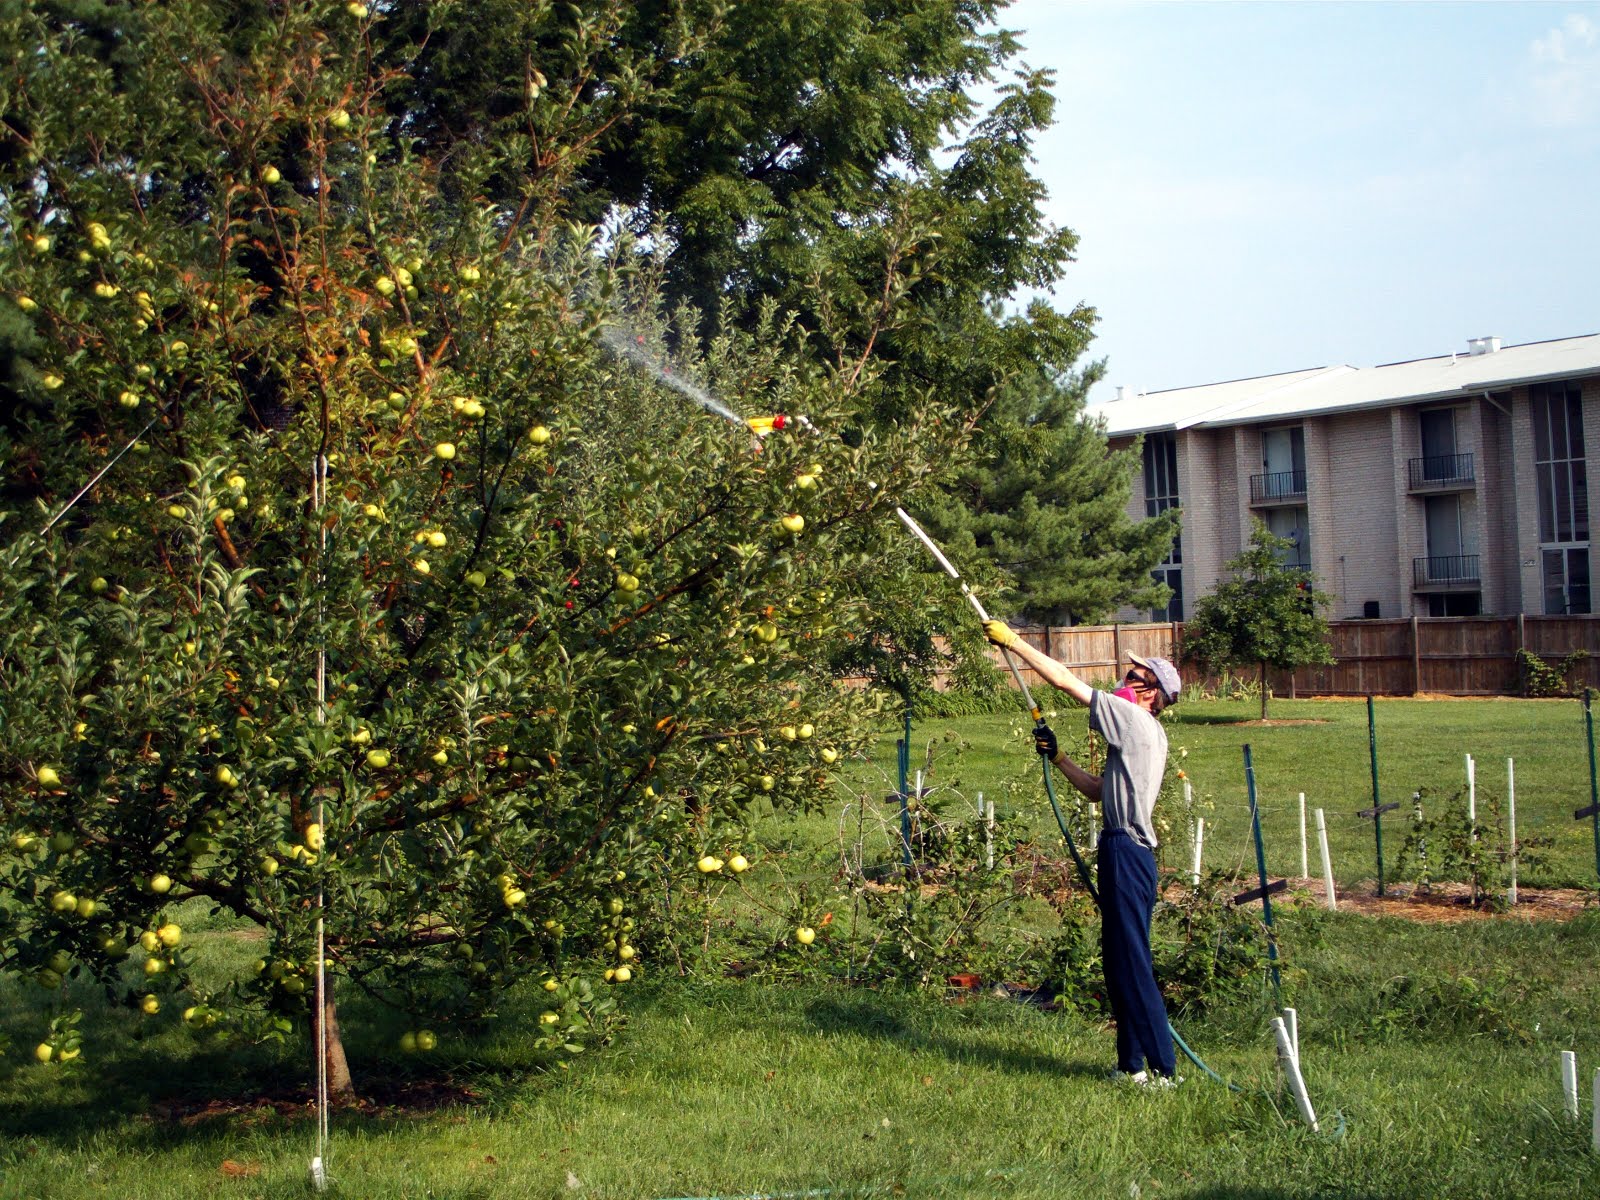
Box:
[998,0,1600,404]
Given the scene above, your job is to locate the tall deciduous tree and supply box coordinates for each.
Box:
[1180,523,1336,719]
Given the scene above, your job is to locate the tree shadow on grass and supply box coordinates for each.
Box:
[802,994,1107,1082]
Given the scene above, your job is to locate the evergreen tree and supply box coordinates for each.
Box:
[1181,523,1336,718]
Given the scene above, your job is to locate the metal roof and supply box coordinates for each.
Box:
[1088,332,1600,437]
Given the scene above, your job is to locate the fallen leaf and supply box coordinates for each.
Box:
[219,1160,261,1177]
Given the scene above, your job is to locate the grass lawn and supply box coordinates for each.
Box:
[2,699,1599,1199]
[824,696,1600,893]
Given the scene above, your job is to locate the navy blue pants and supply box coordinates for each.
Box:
[1099,830,1176,1077]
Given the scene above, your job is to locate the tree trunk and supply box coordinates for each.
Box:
[313,987,357,1104]
[1259,660,1269,720]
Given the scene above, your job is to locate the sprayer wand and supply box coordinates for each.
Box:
[893,508,1044,723]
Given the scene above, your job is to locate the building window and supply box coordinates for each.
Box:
[1265,506,1310,570]
[1532,381,1589,613]
[1144,432,1182,620]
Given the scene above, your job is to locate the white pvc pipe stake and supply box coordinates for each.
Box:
[1271,1016,1319,1131]
[1563,1051,1580,1122]
[1507,759,1518,906]
[1283,1007,1300,1067]
[1592,1068,1599,1153]
[1466,753,1476,832]
[1316,808,1337,910]
[1298,792,1308,878]
[1191,817,1205,887]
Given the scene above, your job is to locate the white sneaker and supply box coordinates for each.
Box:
[1136,1073,1184,1090]
[1108,1069,1148,1084]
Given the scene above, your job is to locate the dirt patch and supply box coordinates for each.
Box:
[147,1077,482,1124]
[1258,877,1597,924]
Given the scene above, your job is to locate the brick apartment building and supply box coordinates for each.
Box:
[1091,332,1600,622]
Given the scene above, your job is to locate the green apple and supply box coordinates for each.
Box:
[47,950,71,974]
[613,966,633,983]
[458,264,481,283]
[503,888,527,908]
[779,513,805,534]
[754,622,779,643]
[365,749,390,769]
[374,275,396,296]
[728,854,750,873]
[539,1011,560,1026]
[281,976,306,995]
[50,890,77,912]
[260,164,281,185]
[433,442,457,461]
[36,766,61,789]
[215,765,239,788]
[31,234,52,254]
[328,109,351,129]
[74,897,98,919]
[141,994,160,1015]
[144,956,166,976]
[414,558,431,575]
[527,425,552,445]
[798,723,814,740]
[40,372,64,390]
[426,530,447,548]
[616,572,640,593]
[16,295,37,312]
[157,922,182,948]
[696,855,723,874]
[140,931,161,953]
[34,1042,54,1063]
[466,570,487,588]
[820,747,839,764]
[399,1031,418,1053]
[543,978,559,992]
[795,926,816,945]
[49,829,75,853]
[780,725,798,740]
[347,2,370,17]
[36,968,63,989]
[304,823,324,852]
[617,944,636,961]
[758,775,775,792]
[415,1029,437,1051]
[149,873,172,894]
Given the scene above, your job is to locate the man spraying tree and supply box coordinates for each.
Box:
[983,622,1183,1086]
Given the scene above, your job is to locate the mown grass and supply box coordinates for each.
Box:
[3,700,1599,1199]
[4,910,1599,1199]
[822,696,1600,892]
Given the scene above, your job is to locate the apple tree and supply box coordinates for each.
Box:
[0,0,976,1092]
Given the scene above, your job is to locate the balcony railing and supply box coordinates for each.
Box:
[1413,554,1481,589]
[1408,452,1475,491]
[1249,469,1307,505]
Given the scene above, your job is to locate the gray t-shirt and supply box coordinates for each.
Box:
[1088,690,1168,850]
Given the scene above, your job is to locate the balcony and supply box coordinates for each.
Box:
[1413,554,1481,591]
[1408,452,1475,493]
[1248,469,1307,506]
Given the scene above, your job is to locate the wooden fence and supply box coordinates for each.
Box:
[976,615,1600,699]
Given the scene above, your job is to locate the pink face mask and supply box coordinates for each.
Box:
[1113,686,1139,704]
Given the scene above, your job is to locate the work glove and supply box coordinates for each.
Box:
[1033,723,1058,760]
[982,619,1019,649]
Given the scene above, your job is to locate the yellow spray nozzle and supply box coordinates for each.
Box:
[745,414,790,437]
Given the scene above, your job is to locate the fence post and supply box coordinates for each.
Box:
[1411,614,1422,695]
